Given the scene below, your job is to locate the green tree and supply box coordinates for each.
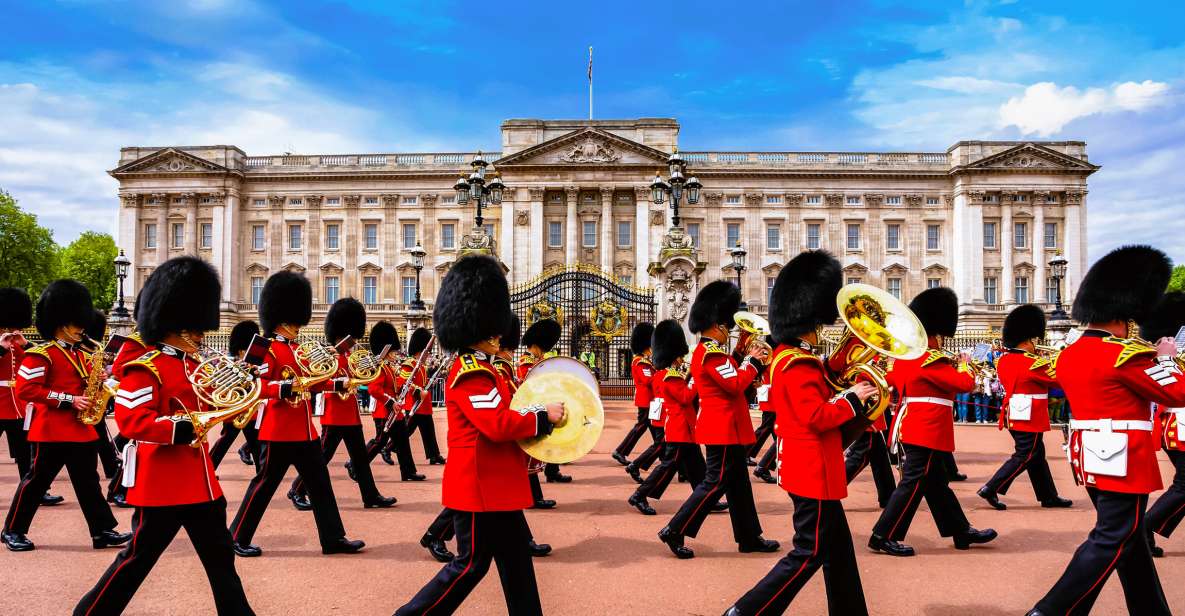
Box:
[1170,265,1185,293]
[58,231,118,312]
[0,191,58,298]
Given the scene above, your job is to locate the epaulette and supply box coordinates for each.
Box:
[517,354,537,366]
[1103,336,1157,367]
[634,356,652,367]
[25,342,53,360]
[702,340,728,356]
[771,347,821,372]
[451,353,495,387]
[127,331,144,346]
[124,351,163,383]
[663,366,689,380]
[1024,352,1052,372]
[921,349,953,367]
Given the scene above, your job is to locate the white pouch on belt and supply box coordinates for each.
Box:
[121,441,138,488]
[1080,425,1128,478]
[1008,395,1032,421]
[756,385,770,403]
[313,393,325,417]
[22,404,33,431]
[648,398,664,421]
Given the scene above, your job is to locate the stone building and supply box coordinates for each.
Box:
[111,117,1095,330]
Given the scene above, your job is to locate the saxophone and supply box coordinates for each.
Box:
[78,336,115,426]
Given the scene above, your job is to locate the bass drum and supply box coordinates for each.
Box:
[514,357,604,465]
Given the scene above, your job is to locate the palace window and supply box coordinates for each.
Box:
[726,223,741,248]
[326,197,340,205]
[927,277,941,289]
[288,224,302,250]
[483,223,495,238]
[982,222,997,249]
[886,224,901,250]
[1014,222,1028,248]
[252,225,265,251]
[806,196,821,205]
[766,225,781,250]
[1045,193,1058,203]
[200,223,212,249]
[402,223,416,249]
[766,195,782,204]
[926,225,941,250]
[401,276,416,305]
[846,224,861,250]
[364,224,378,249]
[325,224,340,250]
[686,223,701,248]
[441,223,456,249]
[250,277,264,305]
[1044,222,1058,248]
[289,198,302,206]
[252,198,266,206]
[364,197,378,205]
[1015,194,1028,202]
[885,196,902,205]
[1015,276,1030,303]
[402,196,417,205]
[144,223,157,249]
[362,276,378,305]
[617,221,632,248]
[548,222,562,247]
[846,196,861,206]
[926,197,940,205]
[806,223,821,250]
[984,194,998,203]
[846,276,861,286]
[619,274,633,286]
[886,277,902,299]
[726,195,741,205]
[325,276,340,304]
[171,223,184,249]
[582,221,597,247]
[984,277,998,305]
[1046,277,1059,304]
[767,277,776,304]
[441,195,455,204]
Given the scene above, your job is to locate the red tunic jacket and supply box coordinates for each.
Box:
[441,352,547,512]
[17,341,97,442]
[631,356,655,408]
[771,344,861,500]
[319,351,360,426]
[1156,403,1184,452]
[1,344,26,420]
[256,335,337,442]
[112,332,149,380]
[996,349,1057,433]
[492,356,520,394]
[115,345,222,507]
[396,358,431,416]
[1058,331,1185,494]
[691,338,759,446]
[888,349,975,453]
[516,353,540,383]
[658,368,696,443]
[369,362,396,420]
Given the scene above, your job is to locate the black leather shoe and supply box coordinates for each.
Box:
[238,446,253,466]
[2,531,34,552]
[738,537,780,553]
[420,534,454,562]
[712,501,729,512]
[723,607,740,616]
[112,493,131,508]
[950,472,968,482]
[287,490,313,511]
[658,526,694,559]
[380,450,395,466]
[428,456,446,465]
[953,527,998,550]
[92,529,132,549]
[867,534,915,557]
[528,540,552,557]
[625,464,642,484]
[753,469,775,484]
[233,542,262,557]
[546,472,572,483]
[364,495,397,508]
[344,461,357,481]
[1150,541,1165,558]
[977,487,1006,510]
[746,457,757,466]
[41,493,64,506]
[1025,610,1045,616]
[322,537,365,555]
[402,473,426,482]
[1041,496,1072,508]
[612,452,630,466]
[532,499,556,510]
[629,494,656,515]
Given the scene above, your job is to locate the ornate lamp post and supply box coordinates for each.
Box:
[1048,253,1069,321]
[649,149,702,228]
[112,249,131,319]
[410,241,427,312]
[453,151,504,230]
[729,241,748,310]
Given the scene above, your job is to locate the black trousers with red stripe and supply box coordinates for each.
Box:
[666,444,763,543]
[229,440,347,548]
[291,425,381,503]
[93,420,120,480]
[208,423,261,470]
[983,430,1059,502]
[396,509,541,616]
[733,494,867,616]
[749,411,776,459]
[632,427,665,471]
[1147,449,1185,539]
[614,407,653,458]
[0,418,31,477]
[4,441,117,536]
[74,497,254,616]
[871,444,969,541]
[756,437,777,474]
[844,431,896,507]
[427,507,457,542]
[1034,489,1169,616]
[406,413,442,460]
[634,442,706,501]
[365,417,419,478]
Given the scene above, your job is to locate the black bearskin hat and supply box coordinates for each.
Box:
[0,287,33,329]
[138,256,222,345]
[1002,304,1047,348]
[651,319,690,370]
[228,320,260,356]
[433,255,512,352]
[769,250,842,344]
[630,322,655,355]
[369,321,398,355]
[501,315,521,352]
[523,319,561,353]
[86,309,107,343]
[325,297,366,345]
[909,287,959,338]
[259,271,312,335]
[688,280,741,334]
[1072,245,1171,325]
[1140,292,1185,342]
[35,279,93,341]
[408,327,432,356]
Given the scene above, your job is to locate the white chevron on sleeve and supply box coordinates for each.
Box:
[715,363,737,379]
[116,386,154,409]
[17,366,45,379]
[469,386,502,409]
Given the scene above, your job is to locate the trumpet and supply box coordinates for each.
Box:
[290,339,340,399]
[733,311,773,362]
[185,346,263,445]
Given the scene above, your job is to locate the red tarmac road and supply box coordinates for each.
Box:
[1,402,1182,615]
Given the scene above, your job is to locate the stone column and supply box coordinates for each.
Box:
[207,192,230,306]
[501,188,517,283]
[1064,191,1086,299]
[381,194,400,303]
[116,193,141,316]
[529,188,545,278]
[153,194,169,265]
[565,186,579,264]
[949,189,984,305]
[1032,196,1046,305]
[180,193,197,254]
[600,187,613,273]
[1000,195,1014,306]
[634,187,651,287]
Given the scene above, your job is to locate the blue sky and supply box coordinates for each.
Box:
[1,0,1183,262]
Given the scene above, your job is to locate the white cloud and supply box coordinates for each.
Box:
[998,81,1171,136]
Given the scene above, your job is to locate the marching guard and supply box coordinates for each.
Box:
[978,304,1072,510]
[403,327,446,465]
[749,338,776,482]
[658,280,778,559]
[1028,246,1185,616]
[726,250,874,616]
[390,327,432,480]
[1144,292,1185,557]
[624,323,666,483]
[209,320,264,469]
[229,271,364,557]
[868,287,996,557]
[1,279,130,552]
[395,255,564,616]
[613,322,657,468]
[350,324,424,482]
[519,318,571,487]
[74,256,254,616]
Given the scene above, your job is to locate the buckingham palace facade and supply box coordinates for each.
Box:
[111,117,1095,330]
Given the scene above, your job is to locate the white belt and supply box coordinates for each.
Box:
[0,380,10,387]
[902,396,953,408]
[1010,393,1048,401]
[1069,419,1153,432]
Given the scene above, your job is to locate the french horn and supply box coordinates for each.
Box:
[186,346,263,446]
[291,339,340,399]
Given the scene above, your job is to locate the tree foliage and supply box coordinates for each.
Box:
[0,191,59,299]
[58,231,119,312]
[1169,265,1185,293]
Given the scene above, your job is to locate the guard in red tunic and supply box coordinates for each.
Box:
[978,304,1072,510]
[404,327,446,465]
[628,319,706,515]
[726,250,875,616]
[613,322,657,467]
[1144,292,1185,557]
[228,271,364,558]
[749,337,777,484]
[389,328,431,481]
[869,287,995,557]
[658,280,778,559]
[104,325,150,508]
[395,255,564,616]
[73,256,254,616]
[624,324,666,483]
[349,321,411,474]
[520,318,570,494]
[1029,246,1185,616]
[288,298,395,510]
[209,320,264,469]
[0,289,35,487]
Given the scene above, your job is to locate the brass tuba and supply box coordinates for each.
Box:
[185,346,263,446]
[78,336,116,426]
[291,339,340,399]
[733,311,773,361]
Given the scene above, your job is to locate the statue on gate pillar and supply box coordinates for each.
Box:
[648,225,706,331]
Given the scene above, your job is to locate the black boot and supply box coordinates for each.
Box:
[287,490,313,511]
[711,500,729,512]
[380,449,395,465]
[1149,532,1165,558]
[753,469,775,484]
[977,486,1006,510]
[345,461,357,481]
[364,495,397,508]
[1040,496,1072,508]
[528,540,552,557]
[92,529,132,549]
[738,537,780,553]
[532,499,556,510]
[237,445,253,466]
[1,531,34,552]
[953,527,998,550]
[658,526,694,559]
[420,534,454,562]
[625,463,642,484]
[428,455,446,465]
[546,471,573,483]
[611,452,629,466]
[402,473,426,482]
[41,493,64,506]
[867,534,915,557]
[233,542,262,557]
[628,494,656,515]
[322,537,366,555]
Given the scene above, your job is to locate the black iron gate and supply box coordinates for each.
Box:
[510,265,657,399]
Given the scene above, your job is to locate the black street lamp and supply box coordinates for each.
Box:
[1048,253,1069,320]
[729,241,748,310]
[112,249,131,319]
[410,241,427,312]
[453,151,504,230]
[649,149,701,228]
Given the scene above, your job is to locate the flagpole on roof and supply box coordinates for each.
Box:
[588,46,593,120]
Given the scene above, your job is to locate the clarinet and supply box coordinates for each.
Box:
[403,353,454,428]
[382,336,435,435]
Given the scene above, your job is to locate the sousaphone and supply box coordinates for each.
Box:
[514,357,604,465]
